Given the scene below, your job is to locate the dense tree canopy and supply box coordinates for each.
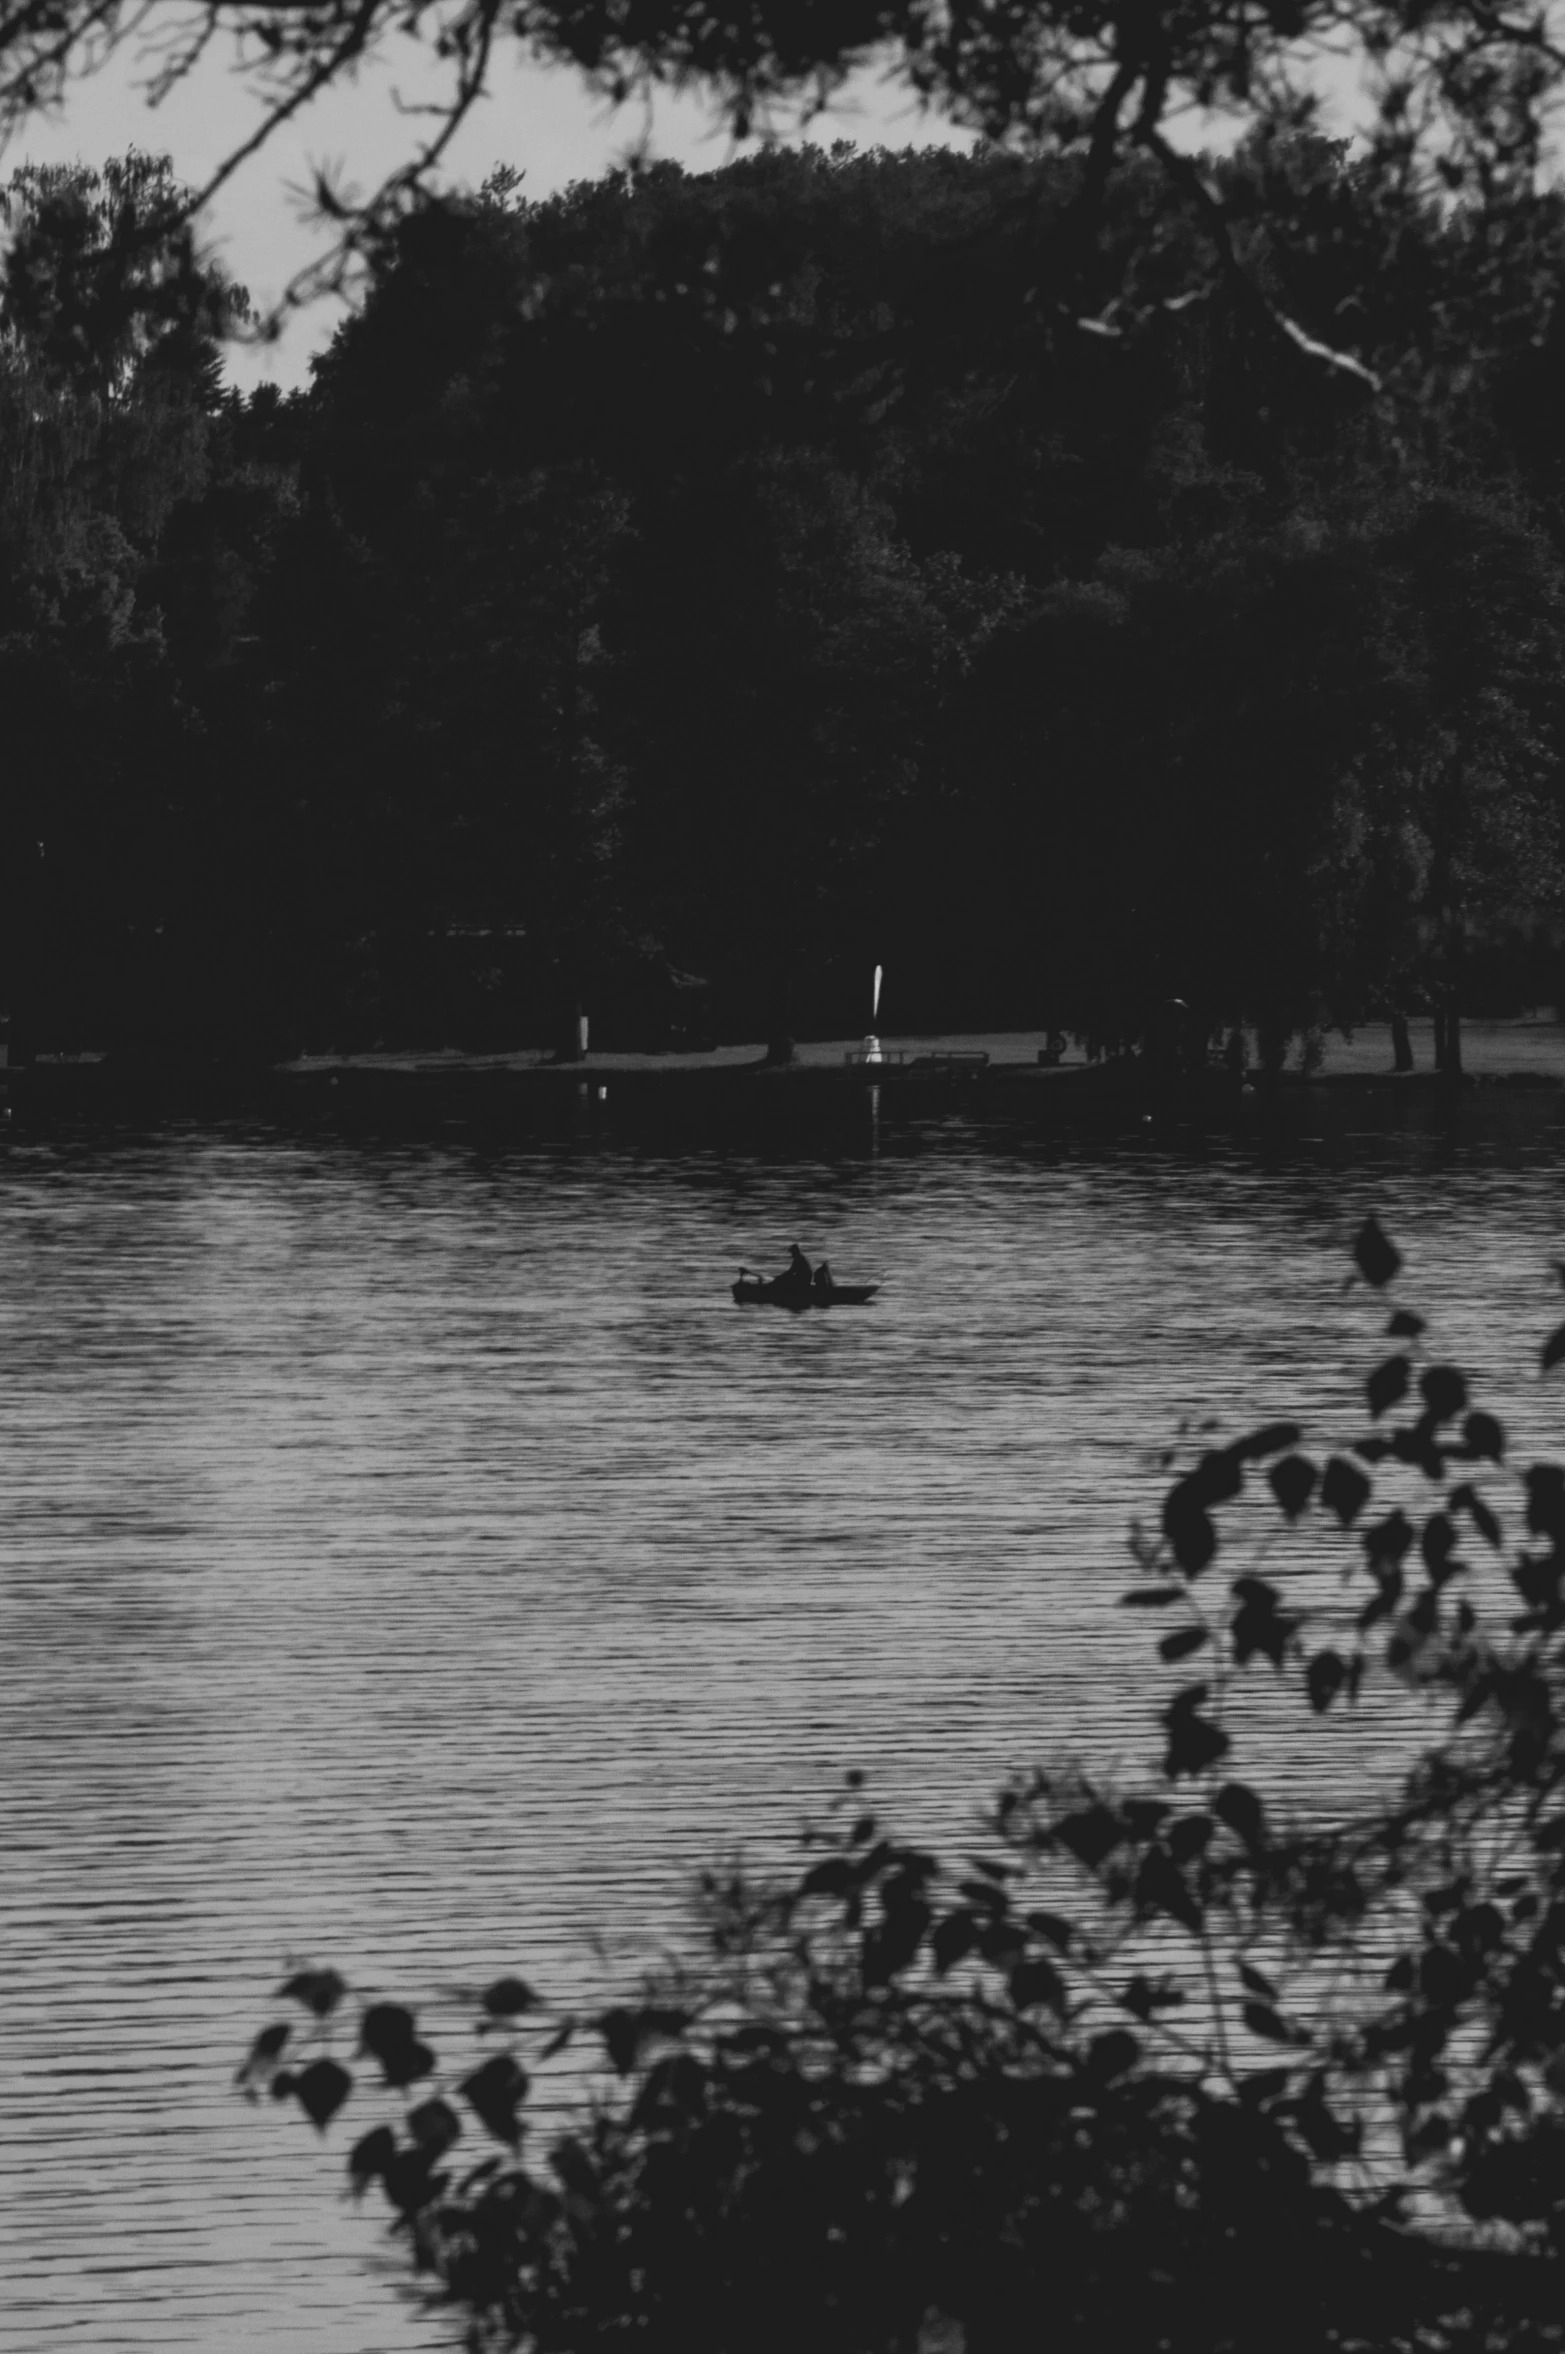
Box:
[5,136,1565,1056]
[0,154,260,1054]
[1,151,250,401]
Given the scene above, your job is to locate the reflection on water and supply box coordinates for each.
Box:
[4,1086,1565,2351]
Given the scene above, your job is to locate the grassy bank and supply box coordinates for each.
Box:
[269,1015,1565,1085]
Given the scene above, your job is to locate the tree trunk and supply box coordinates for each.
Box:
[1432,1006,1448,1072]
[1391,1012,1414,1073]
[1445,994,1462,1077]
[763,952,798,1068]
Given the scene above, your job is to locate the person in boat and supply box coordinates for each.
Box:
[779,1243,813,1299]
[812,1259,834,1300]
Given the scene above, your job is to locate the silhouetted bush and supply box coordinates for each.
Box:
[243,1219,1565,2350]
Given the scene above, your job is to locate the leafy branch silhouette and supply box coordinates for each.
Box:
[241,1218,1565,2350]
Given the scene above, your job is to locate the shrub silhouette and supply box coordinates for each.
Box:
[242,1219,1565,2350]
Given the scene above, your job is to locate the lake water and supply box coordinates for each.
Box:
[5,1079,1565,2354]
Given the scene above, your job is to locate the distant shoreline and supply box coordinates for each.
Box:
[242,1011,1565,1088]
[10,1015,1565,1108]
[270,1012,1565,1086]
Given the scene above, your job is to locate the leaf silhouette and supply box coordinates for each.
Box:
[1242,2001,1301,2045]
[1158,1624,1209,1662]
[1055,1806,1124,1869]
[1163,1495,1216,1576]
[1122,1973,1185,2019]
[1420,1365,1467,1422]
[1363,1509,1414,1567]
[1232,1576,1294,1667]
[596,2005,691,2075]
[1353,1218,1402,1288]
[347,2124,398,2194]
[1084,2029,1140,2081]
[359,2003,419,2064]
[931,1912,979,1975]
[1306,1650,1348,1713]
[481,1976,538,2018]
[1367,1355,1411,1417]
[1322,1456,1371,1525]
[1419,1944,1468,2008]
[460,2053,530,2146]
[1135,1845,1202,1932]
[1422,1513,1459,1583]
[236,2021,290,2085]
[1268,1455,1317,1520]
[1008,1957,1065,2012]
[356,2001,436,2088]
[1359,1566,1403,1629]
[388,2042,437,2089]
[381,2145,444,2218]
[864,1896,932,1985]
[1161,1684,1229,1779]
[1463,1411,1505,1461]
[1543,1321,1565,1373]
[1167,1813,1213,1863]
[408,2098,462,2156]
[1187,1448,1246,1508]
[293,2058,353,2130]
[1214,1782,1266,1848]
[1291,2079,1361,2162]
[279,1968,346,2019]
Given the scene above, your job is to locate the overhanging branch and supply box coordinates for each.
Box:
[1142,125,1384,395]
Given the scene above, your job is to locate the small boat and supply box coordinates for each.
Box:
[732,1272,880,1309]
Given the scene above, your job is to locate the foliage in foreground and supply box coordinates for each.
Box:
[2,0,1563,351]
[245,1219,1565,2350]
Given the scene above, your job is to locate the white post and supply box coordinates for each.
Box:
[863,964,883,1062]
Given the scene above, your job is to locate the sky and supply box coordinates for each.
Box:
[3,32,983,393]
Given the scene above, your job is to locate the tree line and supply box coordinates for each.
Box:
[7,137,1565,1062]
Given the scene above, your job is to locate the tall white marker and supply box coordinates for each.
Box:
[864,964,884,1065]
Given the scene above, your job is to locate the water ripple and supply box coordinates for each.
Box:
[3,1090,1565,2349]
